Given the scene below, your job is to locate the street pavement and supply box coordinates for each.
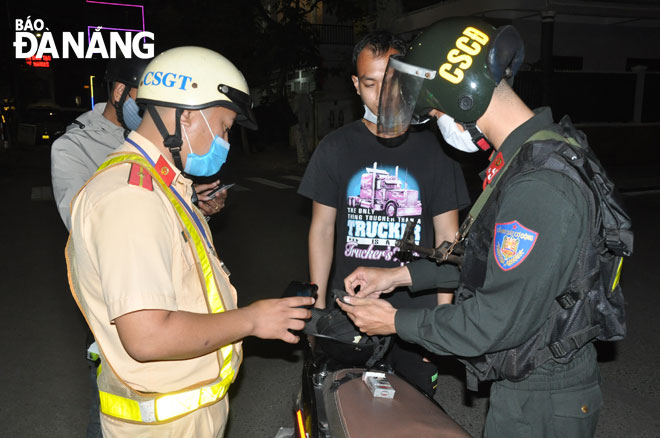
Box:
[0,142,659,437]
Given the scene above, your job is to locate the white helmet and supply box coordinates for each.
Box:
[137,46,257,130]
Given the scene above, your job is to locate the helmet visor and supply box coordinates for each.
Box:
[218,83,258,130]
[377,56,436,136]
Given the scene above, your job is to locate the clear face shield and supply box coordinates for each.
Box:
[377,55,436,136]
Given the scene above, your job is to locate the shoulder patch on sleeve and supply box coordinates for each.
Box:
[493,220,538,271]
[127,163,154,191]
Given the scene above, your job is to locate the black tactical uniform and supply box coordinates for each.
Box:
[396,108,602,437]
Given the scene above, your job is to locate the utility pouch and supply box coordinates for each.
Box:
[600,253,624,300]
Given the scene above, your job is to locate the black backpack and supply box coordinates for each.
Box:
[460,116,633,388]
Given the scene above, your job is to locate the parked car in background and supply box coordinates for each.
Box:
[17,104,86,146]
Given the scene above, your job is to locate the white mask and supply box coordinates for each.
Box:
[437,114,480,153]
[363,105,378,124]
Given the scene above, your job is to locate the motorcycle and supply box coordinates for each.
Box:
[278,282,471,438]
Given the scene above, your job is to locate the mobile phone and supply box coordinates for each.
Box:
[207,183,235,199]
[282,280,318,303]
[282,281,318,337]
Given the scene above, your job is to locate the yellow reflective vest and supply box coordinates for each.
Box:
[67,151,240,424]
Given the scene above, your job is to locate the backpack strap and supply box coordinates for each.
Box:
[537,325,601,362]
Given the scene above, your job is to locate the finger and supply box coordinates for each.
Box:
[282,332,300,344]
[355,289,373,298]
[341,295,363,306]
[197,201,214,215]
[284,296,315,307]
[195,180,220,193]
[289,319,306,331]
[196,182,221,201]
[202,202,219,214]
[336,299,353,313]
[288,308,312,320]
[343,272,360,294]
[346,279,364,296]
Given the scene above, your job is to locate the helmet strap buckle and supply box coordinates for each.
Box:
[147,105,185,171]
[460,121,492,151]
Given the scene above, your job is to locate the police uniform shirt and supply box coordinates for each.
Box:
[396,109,592,362]
[51,103,125,230]
[67,131,240,435]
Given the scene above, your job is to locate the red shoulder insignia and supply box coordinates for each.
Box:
[127,163,154,191]
[483,152,504,190]
[154,155,175,187]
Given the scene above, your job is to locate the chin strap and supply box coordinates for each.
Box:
[147,105,185,172]
[461,121,492,151]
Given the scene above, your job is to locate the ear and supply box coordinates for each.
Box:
[179,109,193,128]
[487,25,525,84]
[112,82,126,104]
[351,75,360,95]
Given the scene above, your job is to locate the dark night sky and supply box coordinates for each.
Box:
[1,0,260,108]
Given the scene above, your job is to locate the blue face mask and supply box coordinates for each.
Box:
[121,97,142,131]
[182,110,230,177]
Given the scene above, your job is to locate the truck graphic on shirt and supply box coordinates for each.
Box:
[347,162,421,217]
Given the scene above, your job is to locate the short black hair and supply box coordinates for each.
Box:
[352,30,406,73]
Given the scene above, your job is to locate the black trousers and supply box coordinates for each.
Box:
[386,338,438,398]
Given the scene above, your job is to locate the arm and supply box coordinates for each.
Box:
[114,297,313,362]
[308,202,336,309]
[51,135,96,231]
[88,185,313,363]
[432,209,459,305]
[396,175,586,357]
[344,261,459,297]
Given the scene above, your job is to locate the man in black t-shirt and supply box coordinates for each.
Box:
[298,31,470,396]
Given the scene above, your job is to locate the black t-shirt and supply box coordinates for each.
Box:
[299,120,470,308]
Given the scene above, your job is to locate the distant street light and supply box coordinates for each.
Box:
[90,75,95,109]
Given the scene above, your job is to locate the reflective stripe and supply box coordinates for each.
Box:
[99,391,143,422]
[94,152,236,423]
[612,257,624,292]
[155,379,228,421]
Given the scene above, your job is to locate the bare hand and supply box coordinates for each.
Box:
[246,297,314,344]
[336,296,397,336]
[428,109,444,119]
[195,181,227,216]
[344,266,410,298]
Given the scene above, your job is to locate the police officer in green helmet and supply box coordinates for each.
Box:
[338,16,632,437]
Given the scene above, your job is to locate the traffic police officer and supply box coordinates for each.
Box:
[66,46,313,437]
[52,58,225,232]
[52,57,230,438]
[339,18,610,437]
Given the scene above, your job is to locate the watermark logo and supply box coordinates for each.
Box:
[13,16,154,59]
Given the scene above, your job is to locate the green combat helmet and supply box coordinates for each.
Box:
[378,17,524,138]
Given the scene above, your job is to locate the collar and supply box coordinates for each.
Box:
[122,131,192,195]
[359,119,409,148]
[90,103,124,135]
[479,107,554,187]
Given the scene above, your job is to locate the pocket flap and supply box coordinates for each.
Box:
[551,384,602,418]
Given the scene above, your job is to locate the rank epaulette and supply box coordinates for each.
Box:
[127,163,154,191]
